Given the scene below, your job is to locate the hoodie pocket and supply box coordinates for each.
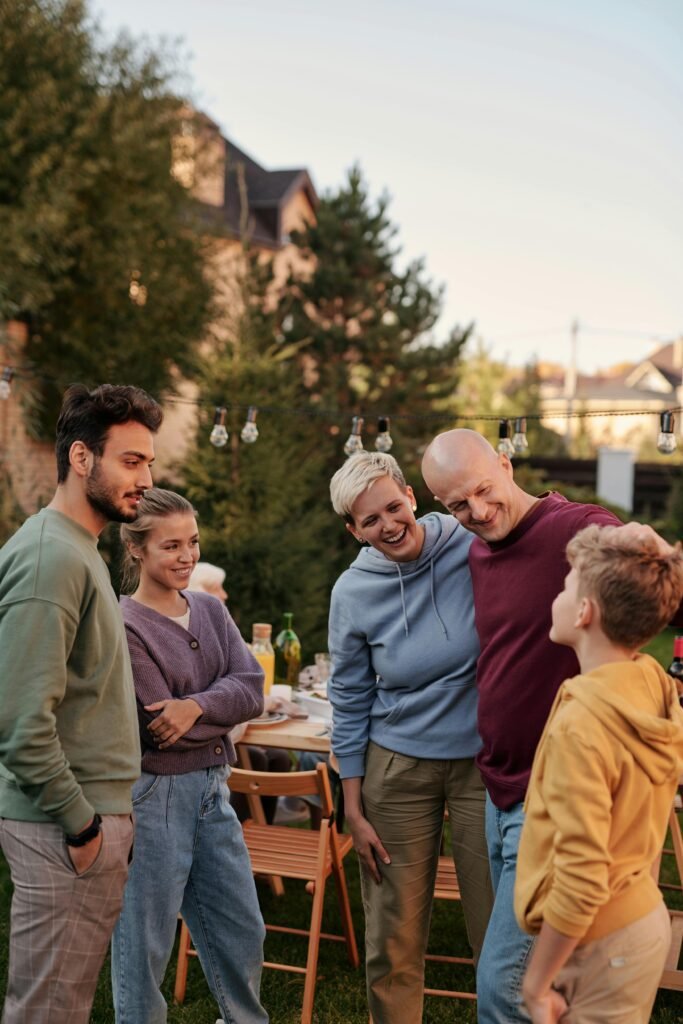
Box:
[382,699,407,726]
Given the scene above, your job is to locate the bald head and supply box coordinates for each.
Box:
[422,429,497,492]
[422,428,535,543]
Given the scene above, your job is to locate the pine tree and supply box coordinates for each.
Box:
[0,0,211,433]
[281,166,471,480]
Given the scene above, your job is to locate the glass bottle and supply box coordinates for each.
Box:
[274,612,302,686]
[668,635,683,707]
[251,623,275,696]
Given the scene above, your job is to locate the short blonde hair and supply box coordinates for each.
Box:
[187,562,226,592]
[566,525,683,649]
[330,451,408,522]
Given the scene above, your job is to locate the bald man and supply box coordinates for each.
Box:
[422,429,620,1024]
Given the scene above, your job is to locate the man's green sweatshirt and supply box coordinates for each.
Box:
[0,508,140,834]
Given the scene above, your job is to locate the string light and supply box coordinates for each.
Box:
[497,419,515,457]
[375,416,393,452]
[240,406,259,443]
[0,367,13,400]
[656,411,677,455]
[512,417,529,454]
[209,407,228,448]
[0,364,681,454]
[343,416,364,456]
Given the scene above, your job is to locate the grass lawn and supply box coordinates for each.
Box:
[1,628,681,1021]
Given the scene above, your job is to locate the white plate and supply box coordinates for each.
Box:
[247,712,289,727]
[294,692,333,723]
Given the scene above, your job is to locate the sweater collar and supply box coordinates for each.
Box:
[120,590,200,637]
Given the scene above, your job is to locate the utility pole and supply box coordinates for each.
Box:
[564,318,579,450]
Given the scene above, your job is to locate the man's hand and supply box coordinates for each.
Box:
[620,521,676,556]
[346,810,391,884]
[145,698,203,749]
[67,828,103,875]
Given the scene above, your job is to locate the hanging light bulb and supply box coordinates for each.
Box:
[0,367,13,401]
[497,419,515,457]
[209,407,229,448]
[375,416,393,452]
[343,416,364,456]
[657,411,677,455]
[512,417,529,454]
[240,406,259,443]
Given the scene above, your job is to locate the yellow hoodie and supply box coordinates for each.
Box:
[514,653,683,943]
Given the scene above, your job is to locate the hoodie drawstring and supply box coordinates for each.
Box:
[395,559,449,638]
[430,558,449,638]
[396,563,409,637]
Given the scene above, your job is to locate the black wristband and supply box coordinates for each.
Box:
[65,813,102,847]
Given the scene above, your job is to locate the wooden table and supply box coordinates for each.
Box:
[239,717,331,754]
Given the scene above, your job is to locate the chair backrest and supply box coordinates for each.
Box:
[229,761,335,818]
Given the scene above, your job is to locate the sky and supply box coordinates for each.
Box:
[95,0,683,374]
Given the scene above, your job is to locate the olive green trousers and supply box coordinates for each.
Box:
[360,741,493,1024]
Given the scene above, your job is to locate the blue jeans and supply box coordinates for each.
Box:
[476,796,534,1024]
[112,766,268,1024]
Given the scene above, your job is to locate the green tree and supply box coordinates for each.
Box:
[0,0,212,433]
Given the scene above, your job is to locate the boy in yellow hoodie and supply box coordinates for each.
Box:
[514,524,683,1024]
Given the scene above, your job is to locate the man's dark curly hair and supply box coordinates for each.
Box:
[55,384,163,483]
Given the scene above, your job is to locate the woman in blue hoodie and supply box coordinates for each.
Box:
[328,451,492,1024]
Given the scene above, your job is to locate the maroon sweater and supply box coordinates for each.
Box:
[470,492,619,810]
[121,591,264,775]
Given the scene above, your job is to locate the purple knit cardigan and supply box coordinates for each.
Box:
[120,591,264,774]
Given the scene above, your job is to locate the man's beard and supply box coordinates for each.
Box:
[86,463,140,524]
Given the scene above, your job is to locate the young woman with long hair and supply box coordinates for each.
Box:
[111,488,268,1024]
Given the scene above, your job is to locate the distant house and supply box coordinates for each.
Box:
[540,340,683,452]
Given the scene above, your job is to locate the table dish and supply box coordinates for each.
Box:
[295,691,333,723]
[248,711,289,727]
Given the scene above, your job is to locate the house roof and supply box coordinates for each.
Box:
[221,139,317,248]
[540,339,682,406]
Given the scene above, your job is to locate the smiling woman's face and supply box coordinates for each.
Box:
[347,475,424,563]
[134,513,200,593]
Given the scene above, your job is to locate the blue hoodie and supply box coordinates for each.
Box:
[328,511,481,778]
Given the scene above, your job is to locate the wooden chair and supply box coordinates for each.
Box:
[658,794,683,992]
[424,854,477,1001]
[174,762,360,1024]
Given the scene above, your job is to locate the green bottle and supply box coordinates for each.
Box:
[274,612,302,685]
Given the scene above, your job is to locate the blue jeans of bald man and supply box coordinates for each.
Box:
[112,766,268,1024]
[476,796,534,1024]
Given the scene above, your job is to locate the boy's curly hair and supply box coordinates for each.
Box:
[566,525,683,649]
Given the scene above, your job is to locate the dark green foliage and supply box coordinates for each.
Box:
[659,475,683,544]
[0,0,211,433]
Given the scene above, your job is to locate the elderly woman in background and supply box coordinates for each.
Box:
[187,561,229,603]
[328,451,493,1024]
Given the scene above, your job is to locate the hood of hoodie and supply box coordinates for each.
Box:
[349,512,458,576]
[346,512,461,637]
[562,654,683,785]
